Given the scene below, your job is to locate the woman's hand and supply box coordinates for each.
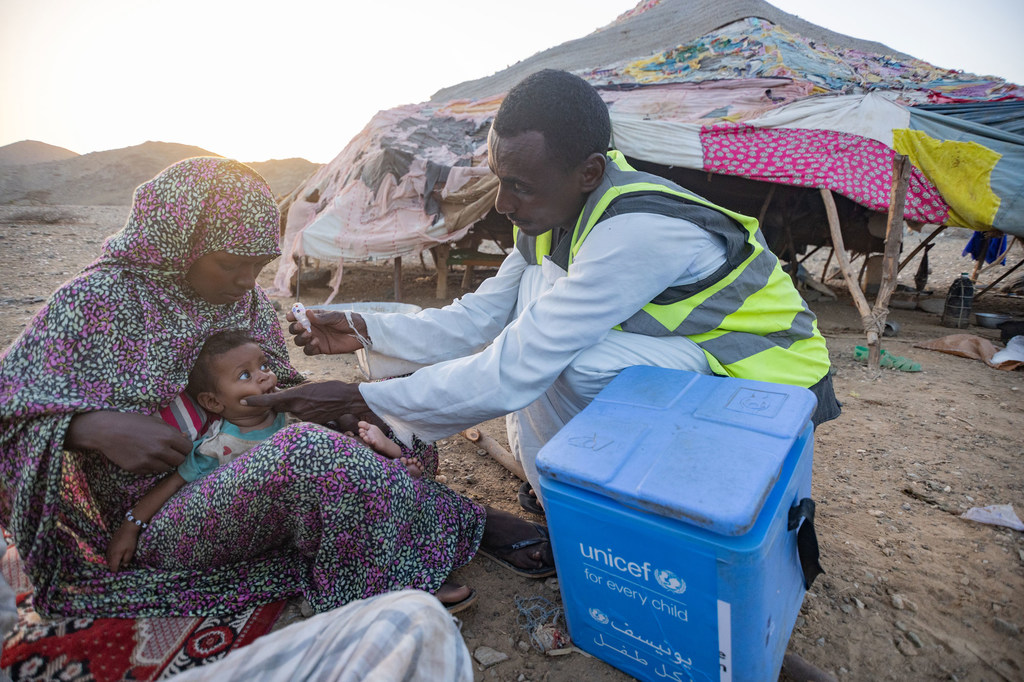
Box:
[242,380,372,425]
[106,521,141,572]
[65,411,191,475]
[285,308,369,356]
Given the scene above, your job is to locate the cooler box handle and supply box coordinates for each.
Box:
[788,498,824,589]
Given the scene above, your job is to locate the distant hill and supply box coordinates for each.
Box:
[0,140,320,205]
[246,158,320,201]
[0,140,79,166]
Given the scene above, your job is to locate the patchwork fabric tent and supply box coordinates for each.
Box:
[271,0,1023,305]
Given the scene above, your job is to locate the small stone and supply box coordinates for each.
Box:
[815,637,825,646]
[435,474,448,484]
[476,449,487,456]
[896,638,918,657]
[993,618,1020,637]
[902,503,911,511]
[891,594,905,610]
[840,604,854,614]
[906,631,924,648]
[869,509,885,517]
[519,675,527,682]
[943,486,952,493]
[960,576,970,586]
[518,640,531,652]
[854,597,866,610]
[464,474,476,484]
[473,646,509,668]
[895,620,908,632]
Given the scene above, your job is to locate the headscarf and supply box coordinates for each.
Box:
[0,157,303,615]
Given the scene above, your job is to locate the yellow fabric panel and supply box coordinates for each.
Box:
[893,129,1001,230]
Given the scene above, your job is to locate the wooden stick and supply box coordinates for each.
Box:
[461,428,527,481]
[782,652,838,682]
[898,224,948,271]
[975,249,1024,300]
[820,247,834,282]
[868,155,911,366]
[431,243,450,300]
[970,233,992,281]
[393,256,403,302]
[798,244,824,265]
[820,189,876,350]
[757,184,775,227]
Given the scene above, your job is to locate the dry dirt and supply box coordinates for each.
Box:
[1,206,1022,682]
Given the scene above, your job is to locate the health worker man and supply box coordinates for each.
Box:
[246,69,841,513]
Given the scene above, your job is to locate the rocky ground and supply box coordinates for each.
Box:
[1,206,1022,681]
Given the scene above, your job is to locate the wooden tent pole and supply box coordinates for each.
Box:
[975,249,1024,300]
[757,185,775,227]
[819,189,878,351]
[820,247,834,282]
[393,256,403,302]
[871,155,912,361]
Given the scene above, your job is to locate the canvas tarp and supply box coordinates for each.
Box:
[272,0,1023,298]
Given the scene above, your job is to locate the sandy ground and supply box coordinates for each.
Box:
[1,206,1022,682]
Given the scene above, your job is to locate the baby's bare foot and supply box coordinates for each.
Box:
[358,421,402,459]
[400,455,423,479]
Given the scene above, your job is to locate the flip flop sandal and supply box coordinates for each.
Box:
[854,345,922,372]
[478,523,556,579]
[518,481,545,516]
[442,588,478,615]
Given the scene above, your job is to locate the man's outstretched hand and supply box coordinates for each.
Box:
[285,308,369,356]
[243,381,371,425]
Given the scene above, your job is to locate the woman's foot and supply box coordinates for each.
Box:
[518,481,545,515]
[478,507,556,578]
[436,581,477,614]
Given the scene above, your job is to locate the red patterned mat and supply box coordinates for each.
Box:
[1,538,285,681]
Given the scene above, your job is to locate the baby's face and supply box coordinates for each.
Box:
[209,342,278,421]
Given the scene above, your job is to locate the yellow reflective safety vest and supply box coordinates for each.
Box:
[514,151,831,388]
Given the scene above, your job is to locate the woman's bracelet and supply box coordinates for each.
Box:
[125,509,149,530]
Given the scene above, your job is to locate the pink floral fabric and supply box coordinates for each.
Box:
[700,123,949,225]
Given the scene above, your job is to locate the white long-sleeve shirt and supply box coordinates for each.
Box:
[359,212,726,459]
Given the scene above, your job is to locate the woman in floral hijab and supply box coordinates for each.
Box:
[0,157,485,618]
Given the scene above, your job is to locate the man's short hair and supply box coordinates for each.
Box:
[492,69,611,170]
[186,329,256,397]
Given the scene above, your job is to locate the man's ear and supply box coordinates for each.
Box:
[195,392,225,415]
[578,152,606,193]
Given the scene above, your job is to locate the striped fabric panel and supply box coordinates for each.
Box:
[158,393,210,440]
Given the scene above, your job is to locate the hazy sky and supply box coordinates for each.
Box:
[1,0,1021,163]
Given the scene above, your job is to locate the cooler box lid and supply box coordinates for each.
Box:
[536,366,816,536]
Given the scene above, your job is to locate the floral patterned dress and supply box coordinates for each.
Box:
[0,157,485,618]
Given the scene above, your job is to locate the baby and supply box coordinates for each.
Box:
[106,330,416,571]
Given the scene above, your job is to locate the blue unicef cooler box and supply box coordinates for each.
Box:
[536,366,820,682]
